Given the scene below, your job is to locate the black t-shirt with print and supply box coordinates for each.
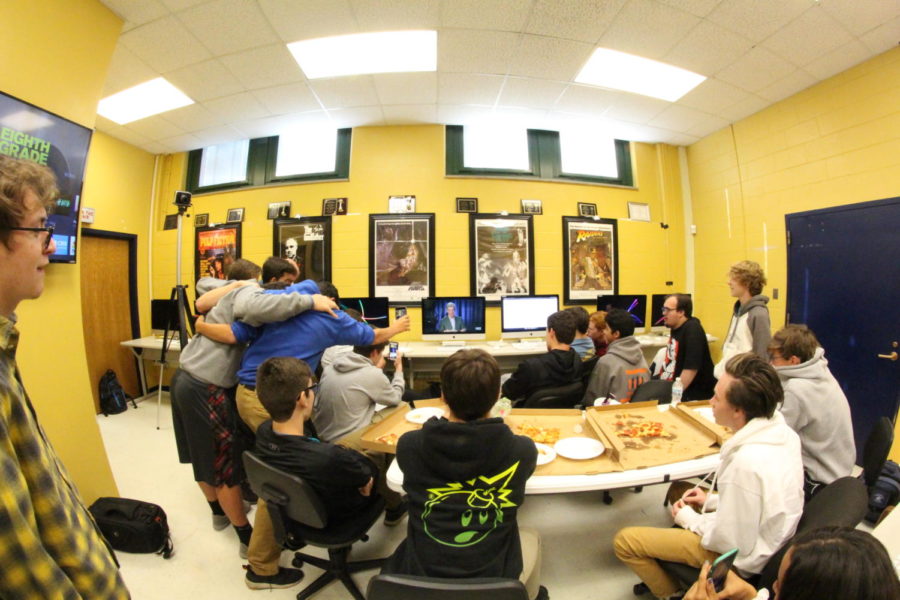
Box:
[661,317,716,400]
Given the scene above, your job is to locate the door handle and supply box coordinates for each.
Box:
[878,352,898,361]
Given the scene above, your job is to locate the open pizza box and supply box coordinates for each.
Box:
[359,398,445,454]
[676,400,733,445]
[584,400,723,471]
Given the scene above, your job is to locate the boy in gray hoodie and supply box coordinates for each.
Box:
[769,324,855,499]
[714,260,771,379]
[583,308,650,404]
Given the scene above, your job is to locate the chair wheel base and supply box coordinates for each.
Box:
[292,557,304,568]
[603,491,614,505]
[633,582,650,595]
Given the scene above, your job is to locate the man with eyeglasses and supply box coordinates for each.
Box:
[659,294,716,401]
[0,155,129,598]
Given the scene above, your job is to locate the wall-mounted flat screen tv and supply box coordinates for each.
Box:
[0,91,93,263]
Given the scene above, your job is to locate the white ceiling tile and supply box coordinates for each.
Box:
[603,94,670,123]
[676,78,750,114]
[123,115,186,141]
[438,29,520,74]
[160,104,226,132]
[609,122,696,145]
[438,73,505,105]
[252,83,322,115]
[258,0,357,42]
[756,69,818,103]
[382,104,439,124]
[525,0,626,43]
[715,46,797,93]
[350,0,440,31]
[176,0,280,55]
[859,14,900,54]
[717,93,769,122]
[101,44,158,96]
[310,77,381,108]
[821,0,900,36]
[657,0,722,18]
[373,73,438,105]
[327,106,387,128]
[142,141,172,155]
[762,7,853,67]
[599,0,702,60]
[189,124,247,148]
[204,92,270,120]
[663,20,754,76]
[160,0,208,10]
[157,133,204,152]
[804,40,874,81]
[554,84,618,114]
[437,104,500,125]
[230,112,330,139]
[219,44,306,89]
[101,0,168,31]
[707,0,812,43]
[94,115,123,133]
[498,78,568,110]
[685,115,732,138]
[507,35,594,81]
[165,59,245,102]
[102,126,153,149]
[439,0,533,31]
[120,15,211,72]
[648,104,715,131]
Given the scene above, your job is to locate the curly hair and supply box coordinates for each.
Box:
[0,155,58,247]
[729,260,767,296]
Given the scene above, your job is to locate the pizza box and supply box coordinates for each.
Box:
[674,401,733,445]
[585,400,721,470]
[359,398,446,454]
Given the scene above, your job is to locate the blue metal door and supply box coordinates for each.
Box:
[786,197,900,461]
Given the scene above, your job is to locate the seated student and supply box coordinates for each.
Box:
[660,294,717,401]
[588,310,609,357]
[614,354,803,599]
[501,310,581,403]
[384,349,547,600]
[769,325,855,499]
[582,308,650,404]
[252,356,380,525]
[566,306,596,360]
[684,526,900,600]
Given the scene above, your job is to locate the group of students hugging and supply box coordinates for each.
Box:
[171,255,899,600]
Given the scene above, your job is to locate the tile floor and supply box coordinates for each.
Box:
[97,394,678,600]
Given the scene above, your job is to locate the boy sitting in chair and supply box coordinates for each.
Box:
[384,348,548,599]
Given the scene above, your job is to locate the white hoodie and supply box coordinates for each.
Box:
[674,412,804,576]
[775,347,855,484]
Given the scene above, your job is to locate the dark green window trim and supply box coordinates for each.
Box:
[264,128,351,184]
[445,125,633,187]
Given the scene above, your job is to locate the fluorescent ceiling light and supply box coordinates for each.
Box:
[98,77,194,124]
[288,30,436,79]
[575,48,706,102]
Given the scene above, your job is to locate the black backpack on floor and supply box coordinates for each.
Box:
[89,497,174,559]
[98,369,133,416]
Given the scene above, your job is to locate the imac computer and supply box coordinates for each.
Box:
[649,293,691,332]
[338,297,390,329]
[597,295,648,331]
[500,295,559,340]
[421,296,486,343]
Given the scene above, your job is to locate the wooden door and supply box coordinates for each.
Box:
[81,234,139,412]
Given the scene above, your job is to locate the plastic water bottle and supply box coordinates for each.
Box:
[492,397,512,418]
[671,377,683,407]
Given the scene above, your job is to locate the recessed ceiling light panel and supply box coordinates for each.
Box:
[575,48,706,102]
[98,77,194,124]
[288,30,437,79]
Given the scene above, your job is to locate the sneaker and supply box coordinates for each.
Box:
[535,585,549,600]
[239,543,248,559]
[383,501,408,526]
[212,513,229,531]
[244,566,304,590]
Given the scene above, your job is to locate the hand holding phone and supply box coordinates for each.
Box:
[395,307,407,319]
[388,341,399,360]
[708,548,738,592]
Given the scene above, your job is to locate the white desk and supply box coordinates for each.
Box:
[121,336,182,399]
[394,341,546,387]
[872,505,900,572]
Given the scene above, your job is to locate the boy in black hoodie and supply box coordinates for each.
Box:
[501,310,581,403]
[385,348,547,599]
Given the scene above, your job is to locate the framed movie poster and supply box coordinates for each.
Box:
[273,217,332,282]
[369,213,435,305]
[563,216,618,304]
[469,214,535,302]
[195,223,241,282]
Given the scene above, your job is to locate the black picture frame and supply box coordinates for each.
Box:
[194,213,209,227]
[163,214,178,230]
[521,199,542,215]
[456,197,478,213]
[226,207,244,223]
[469,213,535,303]
[578,202,598,217]
[267,201,291,220]
[562,216,618,304]
[194,223,242,282]
[369,213,436,306]
[273,216,332,282]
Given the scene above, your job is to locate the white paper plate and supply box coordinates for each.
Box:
[554,437,605,460]
[534,442,556,466]
[405,407,445,424]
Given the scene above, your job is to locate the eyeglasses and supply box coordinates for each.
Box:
[302,382,319,396]
[661,306,675,314]
[9,224,55,250]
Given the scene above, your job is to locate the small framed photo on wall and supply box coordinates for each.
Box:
[521,199,542,215]
[267,201,291,220]
[226,208,244,223]
[456,197,477,213]
[163,214,178,230]
[194,213,209,227]
[323,197,348,216]
[628,201,651,222]
[389,195,416,213]
[578,202,598,217]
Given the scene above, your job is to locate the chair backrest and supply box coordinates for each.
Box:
[242,451,328,529]
[580,355,600,388]
[367,574,529,600]
[862,417,894,487]
[629,379,673,404]
[757,476,868,591]
[523,381,584,409]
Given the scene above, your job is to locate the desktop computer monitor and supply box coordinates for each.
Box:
[501,295,559,339]
[421,296,486,341]
[151,299,179,333]
[597,294,648,330]
[649,293,692,330]
[338,297,390,329]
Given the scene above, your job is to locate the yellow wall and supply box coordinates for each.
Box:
[686,47,900,460]
[151,126,687,340]
[1,0,123,501]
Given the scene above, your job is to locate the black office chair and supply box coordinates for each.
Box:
[581,355,600,388]
[242,452,386,600]
[653,476,868,595]
[521,381,584,409]
[861,417,894,488]
[367,574,529,600]
[629,380,673,404]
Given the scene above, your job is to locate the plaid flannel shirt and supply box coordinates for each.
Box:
[1,314,129,599]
